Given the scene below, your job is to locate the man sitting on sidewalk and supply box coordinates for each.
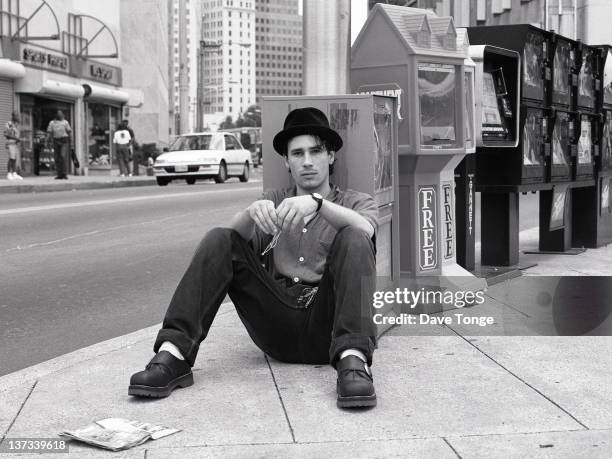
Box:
[129,107,379,408]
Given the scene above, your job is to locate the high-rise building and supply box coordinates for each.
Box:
[254,0,302,104]
[368,0,416,9]
[169,0,200,134]
[201,0,256,129]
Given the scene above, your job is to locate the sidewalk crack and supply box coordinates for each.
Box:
[442,437,463,458]
[1,380,38,441]
[264,355,296,443]
[448,329,589,429]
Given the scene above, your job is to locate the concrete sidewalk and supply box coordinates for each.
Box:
[1,237,612,457]
[0,174,157,194]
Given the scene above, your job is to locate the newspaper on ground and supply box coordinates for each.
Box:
[59,418,180,451]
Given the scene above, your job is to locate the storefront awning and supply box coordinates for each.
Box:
[0,59,26,79]
[40,79,85,98]
[83,83,129,104]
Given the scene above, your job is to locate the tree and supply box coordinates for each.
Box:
[219,115,234,130]
[241,105,261,127]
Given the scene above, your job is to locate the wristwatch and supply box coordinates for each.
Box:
[311,192,323,212]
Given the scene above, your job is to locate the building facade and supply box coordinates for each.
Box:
[169,0,200,135]
[201,0,256,130]
[254,0,302,104]
[0,0,169,177]
[120,0,170,148]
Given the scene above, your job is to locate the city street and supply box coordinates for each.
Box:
[0,176,262,376]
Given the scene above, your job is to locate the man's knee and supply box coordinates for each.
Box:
[332,226,374,252]
[197,227,237,254]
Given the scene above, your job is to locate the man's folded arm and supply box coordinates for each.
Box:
[318,200,375,238]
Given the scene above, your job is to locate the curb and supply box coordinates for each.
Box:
[0,178,157,194]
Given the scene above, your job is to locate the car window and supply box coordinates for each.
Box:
[240,133,252,148]
[225,135,240,150]
[170,135,211,151]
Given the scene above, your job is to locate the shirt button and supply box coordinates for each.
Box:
[298,256,304,262]
[293,277,299,283]
[302,228,307,233]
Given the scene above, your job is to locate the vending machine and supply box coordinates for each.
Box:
[468,25,551,187]
[350,3,487,298]
[572,44,612,248]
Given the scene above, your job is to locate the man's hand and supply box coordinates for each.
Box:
[276,196,318,232]
[247,199,279,235]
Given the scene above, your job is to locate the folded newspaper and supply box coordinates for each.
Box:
[60,418,180,451]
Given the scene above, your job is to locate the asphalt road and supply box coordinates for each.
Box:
[0,177,263,376]
[0,172,540,376]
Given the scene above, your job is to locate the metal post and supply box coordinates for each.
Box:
[303,0,351,95]
[197,42,203,131]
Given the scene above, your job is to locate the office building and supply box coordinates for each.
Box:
[255,0,303,104]
[169,0,201,134]
[201,0,256,129]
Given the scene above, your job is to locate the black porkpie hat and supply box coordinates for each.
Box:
[272,107,343,155]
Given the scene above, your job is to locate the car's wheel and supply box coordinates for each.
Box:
[214,161,227,183]
[186,177,196,185]
[239,162,250,182]
[156,177,170,186]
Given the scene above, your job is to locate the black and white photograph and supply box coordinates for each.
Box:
[2,1,612,458]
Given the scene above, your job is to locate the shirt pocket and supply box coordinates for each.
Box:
[316,232,336,262]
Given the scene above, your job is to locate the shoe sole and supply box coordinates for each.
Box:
[128,372,194,398]
[337,394,377,408]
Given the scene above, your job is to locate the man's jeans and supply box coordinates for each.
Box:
[154,226,377,367]
[53,138,69,177]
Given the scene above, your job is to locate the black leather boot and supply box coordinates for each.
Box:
[336,355,377,408]
[129,351,193,398]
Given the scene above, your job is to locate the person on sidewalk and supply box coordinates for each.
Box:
[4,111,22,180]
[47,110,72,180]
[113,121,132,177]
[129,107,379,408]
[124,119,139,176]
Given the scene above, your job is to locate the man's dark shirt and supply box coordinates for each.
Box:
[250,185,378,288]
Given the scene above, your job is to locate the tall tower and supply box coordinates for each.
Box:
[254,0,303,104]
[201,0,256,129]
[169,0,200,134]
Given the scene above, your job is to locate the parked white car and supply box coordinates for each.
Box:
[153,132,252,186]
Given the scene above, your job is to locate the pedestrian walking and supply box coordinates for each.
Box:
[124,119,138,176]
[113,121,132,177]
[129,107,379,408]
[4,111,22,180]
[47,110,72,180]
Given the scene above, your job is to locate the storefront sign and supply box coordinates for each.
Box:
[442,183,454,260]
[419,185,438,270]
[89,64,113,82]
[73,60,121,86]
[21,46,69,72]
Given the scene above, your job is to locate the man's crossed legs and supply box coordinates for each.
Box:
[129,226,377,407]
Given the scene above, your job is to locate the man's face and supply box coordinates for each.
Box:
[285,134,334,191]
[57,111,64,120]
[11,112,19,123]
